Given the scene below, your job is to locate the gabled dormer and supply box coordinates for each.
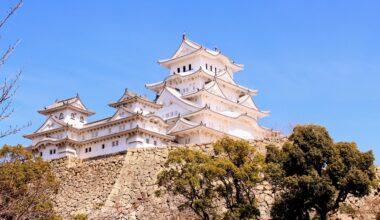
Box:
[109,88,162,115]
[38,94,95,127]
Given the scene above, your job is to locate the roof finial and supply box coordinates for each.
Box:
[76,93,79,98]
[182,32,186,40]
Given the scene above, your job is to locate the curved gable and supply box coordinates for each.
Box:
[35,116,65,133]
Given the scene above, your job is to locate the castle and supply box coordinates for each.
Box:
[24,35,274,160]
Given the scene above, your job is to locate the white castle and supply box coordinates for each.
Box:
[24,35,275,160]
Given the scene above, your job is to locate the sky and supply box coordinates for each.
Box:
[0,1,379,164]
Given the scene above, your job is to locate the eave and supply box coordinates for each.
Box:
[183,106,260,122]
[146,67,257,96]
[108,96,162,109]
[183,90,269,118]
[30,127,175,150]
[169,123,243,140]
[157,87,202,111]
[38,105,95,116]
[158,49,243,72]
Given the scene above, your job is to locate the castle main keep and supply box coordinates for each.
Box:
[24,35,276,160]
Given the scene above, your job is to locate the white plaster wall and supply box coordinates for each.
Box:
[157,99,194,120]
[199,57,224,74]
[129,103,157,115]
[169,57,200,75]
[37,144,61,160]
[56,109,87,128]
[34,132,167,160]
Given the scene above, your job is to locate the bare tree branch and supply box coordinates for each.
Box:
[0,0,27,139]
[0,0,23,29]
[0,40,20,66]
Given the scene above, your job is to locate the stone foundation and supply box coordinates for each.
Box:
[50,139,379,220]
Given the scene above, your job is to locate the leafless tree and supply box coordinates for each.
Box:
[0,0,28,138]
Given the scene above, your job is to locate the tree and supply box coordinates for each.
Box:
[0,0,28,138]
[265,125,377,220]
[156,137,264,220]
[0,144,61,219]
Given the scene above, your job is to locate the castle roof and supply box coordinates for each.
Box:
[183,89,269,118]
[146,67,257,96]
[109,88,162,108]
[168,121,243,140]
[29,126,175,150]
[156,86,202,110]
[38,95,95,116]
[158,35,243,72]
[183,105,260,122]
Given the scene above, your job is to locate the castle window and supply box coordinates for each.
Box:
[146,138,150,144]
[177,67,180,73]
[108,128,112,134]
[189,64,192,70]
[91,131,98,138]
[102,144,105,149]
[126,137,129,144]
[206,64,208,69]
[80,116,84,122]
[89,147,92,152]
[183,66,186,72]
[71,113,75,119]
[85,148,88,153]
[40,152,43,157]
[210,65,213,71]
[59,113,64,120]
[112,140,119,147]
[154,140,157,146]
[215,68,217,73]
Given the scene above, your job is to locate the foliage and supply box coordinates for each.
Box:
[156,137,264,220]
[265,125,377,220]
[72,213,88,220]
[0,144,61,219]
[339,203,357,216]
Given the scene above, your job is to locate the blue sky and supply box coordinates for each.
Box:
[1,1,379,164]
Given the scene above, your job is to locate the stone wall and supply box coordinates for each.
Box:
[51,139,379,220]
